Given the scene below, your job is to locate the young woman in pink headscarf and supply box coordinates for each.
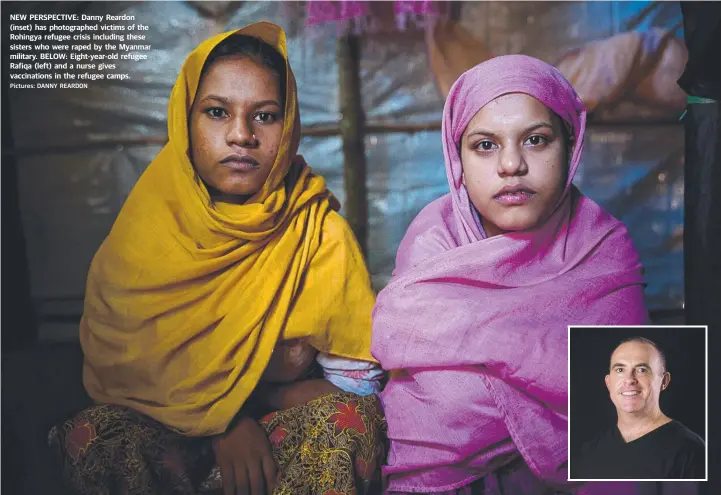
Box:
[371,55,649,494]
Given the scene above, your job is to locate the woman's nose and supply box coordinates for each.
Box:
[227,116,258,147]
[498,145,528,176]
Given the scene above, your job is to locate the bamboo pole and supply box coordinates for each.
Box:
[2,120,683,157]
[336,34,368,257]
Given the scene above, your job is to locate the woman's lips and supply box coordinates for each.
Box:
[220,154,260,171]
[493,189,536,205]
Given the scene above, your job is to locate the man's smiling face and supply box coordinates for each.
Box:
[605,341,669,416]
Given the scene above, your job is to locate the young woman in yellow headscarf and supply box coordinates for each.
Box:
[49,22,385,495]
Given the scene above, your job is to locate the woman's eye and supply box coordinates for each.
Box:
[205,107,227,119]
[526,134,548,146]
[525,135,548,146]
[475,140,496,152]
[255,112,277,124]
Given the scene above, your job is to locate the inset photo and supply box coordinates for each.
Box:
[568,326,707,481]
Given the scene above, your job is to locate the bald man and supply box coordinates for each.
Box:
[572,337,705,479]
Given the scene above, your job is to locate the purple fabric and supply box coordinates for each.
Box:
[371,55,649,492]
[390,456,574,495]
[305,0,369,25]
[306,0,442,32]
[389,458,700,495]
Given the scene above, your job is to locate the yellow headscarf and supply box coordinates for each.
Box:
[80,22,375,436]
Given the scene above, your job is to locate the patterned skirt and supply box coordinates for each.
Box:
[48,391,386,495]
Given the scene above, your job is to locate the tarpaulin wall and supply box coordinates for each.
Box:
[3,1,685,341]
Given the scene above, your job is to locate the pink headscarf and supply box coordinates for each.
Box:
[371,55,649,492]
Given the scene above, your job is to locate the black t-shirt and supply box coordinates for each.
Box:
[571,420,706,480]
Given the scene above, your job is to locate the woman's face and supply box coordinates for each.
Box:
[189,54,284,203]
[460,93,569,237]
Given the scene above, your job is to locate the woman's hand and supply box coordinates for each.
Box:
[212,416,278,495]
[263,379,341,411]
[262,339,317,383]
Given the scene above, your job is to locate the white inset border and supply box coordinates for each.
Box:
[566,325,708,482]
